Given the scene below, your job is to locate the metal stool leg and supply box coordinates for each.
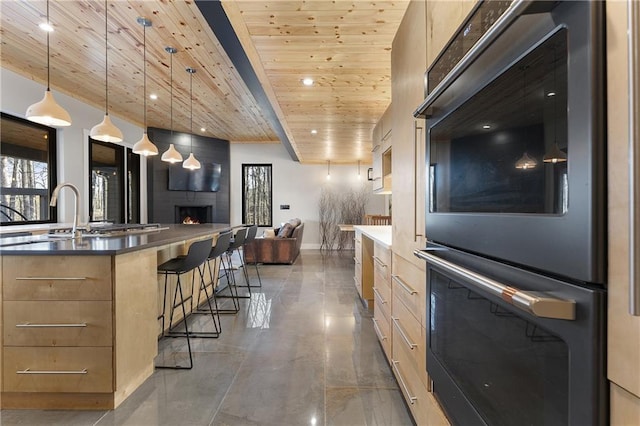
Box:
[156,274,193,369]
[242,245,262,288]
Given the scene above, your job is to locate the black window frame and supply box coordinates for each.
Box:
[0,112,57,226]
[242,163,272,227]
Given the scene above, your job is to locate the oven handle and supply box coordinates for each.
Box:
[414,249,576,320]
[414,0,533,117]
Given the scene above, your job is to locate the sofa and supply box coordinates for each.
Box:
[244,219,304,264]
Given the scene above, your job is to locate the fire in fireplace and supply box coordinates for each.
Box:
[175,205,212,224]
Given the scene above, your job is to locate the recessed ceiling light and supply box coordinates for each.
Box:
[482,125,491,129]
[149,93,158,100]
[547,92,556,97]
[302,78,314,86]
[311,129,318,135]
[39,22,53,32]
[200,127,206,132]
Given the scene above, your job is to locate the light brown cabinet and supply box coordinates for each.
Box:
[353,230,374,306]
[373,242,392,359]
[607,1,640,423]
[1,251,157,410]
[372,104,393,194]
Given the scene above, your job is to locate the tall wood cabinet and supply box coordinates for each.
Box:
[388,0,475,423]
[607,1,640,423]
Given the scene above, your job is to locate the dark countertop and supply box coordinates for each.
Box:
[0,223,232,256]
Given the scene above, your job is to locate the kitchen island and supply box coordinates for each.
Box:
[0,223,231,410]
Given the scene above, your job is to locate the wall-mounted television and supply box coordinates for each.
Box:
[168,162,221,192]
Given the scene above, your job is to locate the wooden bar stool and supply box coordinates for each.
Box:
[156,237,217,370]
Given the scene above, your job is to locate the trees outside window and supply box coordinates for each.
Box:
[242,164,272,227]
[0,113,56,224]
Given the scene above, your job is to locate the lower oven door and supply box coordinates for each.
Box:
[416,245,606,426]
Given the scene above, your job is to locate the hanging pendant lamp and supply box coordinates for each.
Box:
[25,0,71,127]
[543,47,567,165]
[90,0,123,142]
[515,152,538,170]
[161,47,183,163]
[132,17,158,156]
[183,67,201,170]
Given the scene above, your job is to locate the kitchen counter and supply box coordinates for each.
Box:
[0,223,231,255]
[353,225,392,249]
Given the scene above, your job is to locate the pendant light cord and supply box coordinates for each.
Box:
[170,52,173,135]
[46,0,50,90]
[190,69,193,151]
[143,23,147,130]
[104,0,109,115]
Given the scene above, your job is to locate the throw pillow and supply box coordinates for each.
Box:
[277,222,294,238]
[263,229,276,238]
[288,218,301,228]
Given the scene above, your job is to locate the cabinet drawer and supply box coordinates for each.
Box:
[391,258,425,326]
[3,347,113,393]
[372,313,391,360]
[392,295,427,387]
[3,256,112,301]
[391,337,431,425]
[374,243,391,271]
[373,283,391,317]
[4,301,113,347]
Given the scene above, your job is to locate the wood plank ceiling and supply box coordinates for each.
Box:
[0,0,409,164]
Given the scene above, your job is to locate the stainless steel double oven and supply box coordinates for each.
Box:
[414,1,606,425]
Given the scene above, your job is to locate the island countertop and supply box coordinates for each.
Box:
[0,223,231,256]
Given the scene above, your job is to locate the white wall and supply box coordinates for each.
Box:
[1,68,145,223]
[230,143,385,249]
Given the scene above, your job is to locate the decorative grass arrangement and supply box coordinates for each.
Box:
[319,183,369,250]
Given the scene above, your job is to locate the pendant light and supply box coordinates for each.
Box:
[90,0,123,142]
[25,0,71,127]
[515,65,537,170]
[182,67,201,170]
[357,160,361,179]
[132,17,158,156]
[161,46,183,163]
[326,160,331,180]
[543,46,568,164]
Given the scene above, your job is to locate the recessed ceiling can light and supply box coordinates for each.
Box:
[149,93,158,100]
[311,129,318,135]
[302,78,314,86]
[482,125,491,129]
[39,22,54,32]
[200,127,206,132]
[547,92,556,97]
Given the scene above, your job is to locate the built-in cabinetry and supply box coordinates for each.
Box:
[386,0,475,423]
[607,1,640,423]
[372,242,392,359]
[353,229,374,306]
[372,105,392,194]
[1,251,157,409]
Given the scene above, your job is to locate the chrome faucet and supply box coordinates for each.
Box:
[50,183,82,239]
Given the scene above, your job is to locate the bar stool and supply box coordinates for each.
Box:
[242,224,262,289]
[156,237,218,370]
[219,226,251,299]
[196,230,240,314]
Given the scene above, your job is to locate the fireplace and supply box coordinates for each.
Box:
[175,205,212,224]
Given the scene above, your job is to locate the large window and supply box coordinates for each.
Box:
[89,139,140,224]
[242,164,272,227]
[0,113,57,225]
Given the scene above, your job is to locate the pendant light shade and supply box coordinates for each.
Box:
[161,46,183,163]
[162,144,183,163]
[26,0,71,127]
[183,152,201,170]
[91,0,122,142]
[543,143,568,163]
[183,67,200,170]
[132,17,158,156]
[515,152,538,170]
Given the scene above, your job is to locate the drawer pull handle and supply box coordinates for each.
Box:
[15,277,86,281]
[16,322,87,328]
[373,256,387,268]
[372,318,387,341]
[392,275,418,295]
[392,317,417,349]
[17,368,88,375]
[392,360,417,404]
[373,287,387,305]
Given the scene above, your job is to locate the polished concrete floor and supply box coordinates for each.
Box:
[1,250,414,426]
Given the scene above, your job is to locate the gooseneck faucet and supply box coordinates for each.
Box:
[50,183,82,239]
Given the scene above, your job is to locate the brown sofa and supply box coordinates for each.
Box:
[244,220,304,264]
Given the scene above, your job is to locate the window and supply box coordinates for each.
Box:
[0,113,57,225]
[89,139,140,223]
[242,164,272,227]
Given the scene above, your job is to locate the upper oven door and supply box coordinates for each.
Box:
[423,1,605,284]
